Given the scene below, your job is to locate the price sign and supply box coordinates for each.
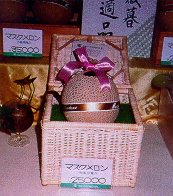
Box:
[3,28,43,57]
[161,37,173,66]
[61,158,113,189]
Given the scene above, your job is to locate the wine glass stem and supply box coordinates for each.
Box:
[16,132,22,141]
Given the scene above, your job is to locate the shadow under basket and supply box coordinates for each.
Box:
[41,34,144,187]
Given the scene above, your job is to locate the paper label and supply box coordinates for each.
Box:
[60,158,113,189]
[71,41,108,61]
[3,28,43,57]
[161,37,173,66]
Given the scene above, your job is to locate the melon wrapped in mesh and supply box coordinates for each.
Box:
[61,71,119,123]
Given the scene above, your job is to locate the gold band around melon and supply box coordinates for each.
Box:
[62,101,120,112]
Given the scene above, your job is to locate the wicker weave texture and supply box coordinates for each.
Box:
[41,34,144,187]
[48,34,131,93]
[42,121,143,187]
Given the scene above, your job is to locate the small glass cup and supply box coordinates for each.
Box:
[3,99,34,147]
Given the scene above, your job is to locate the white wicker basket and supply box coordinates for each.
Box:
[41,34,144,187]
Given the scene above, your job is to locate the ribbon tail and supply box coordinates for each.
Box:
[74,47,89,63]
[56,61,81,84]
[95,70,111,91]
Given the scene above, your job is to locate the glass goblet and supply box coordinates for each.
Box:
[3,99,34,147]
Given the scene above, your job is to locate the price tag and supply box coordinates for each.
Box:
[161,37,173,66]
[61,158,113,189]
[3,28,43,57]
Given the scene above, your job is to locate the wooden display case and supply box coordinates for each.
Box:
[151,0,173,66]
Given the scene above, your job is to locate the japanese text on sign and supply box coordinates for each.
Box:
[98,0,141,35]
[3,28,43,57]
[61,158,113,189]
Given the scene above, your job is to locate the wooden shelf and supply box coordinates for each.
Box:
[0,23,80,57]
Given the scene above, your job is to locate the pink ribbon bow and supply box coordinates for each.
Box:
[56,47,115,90]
